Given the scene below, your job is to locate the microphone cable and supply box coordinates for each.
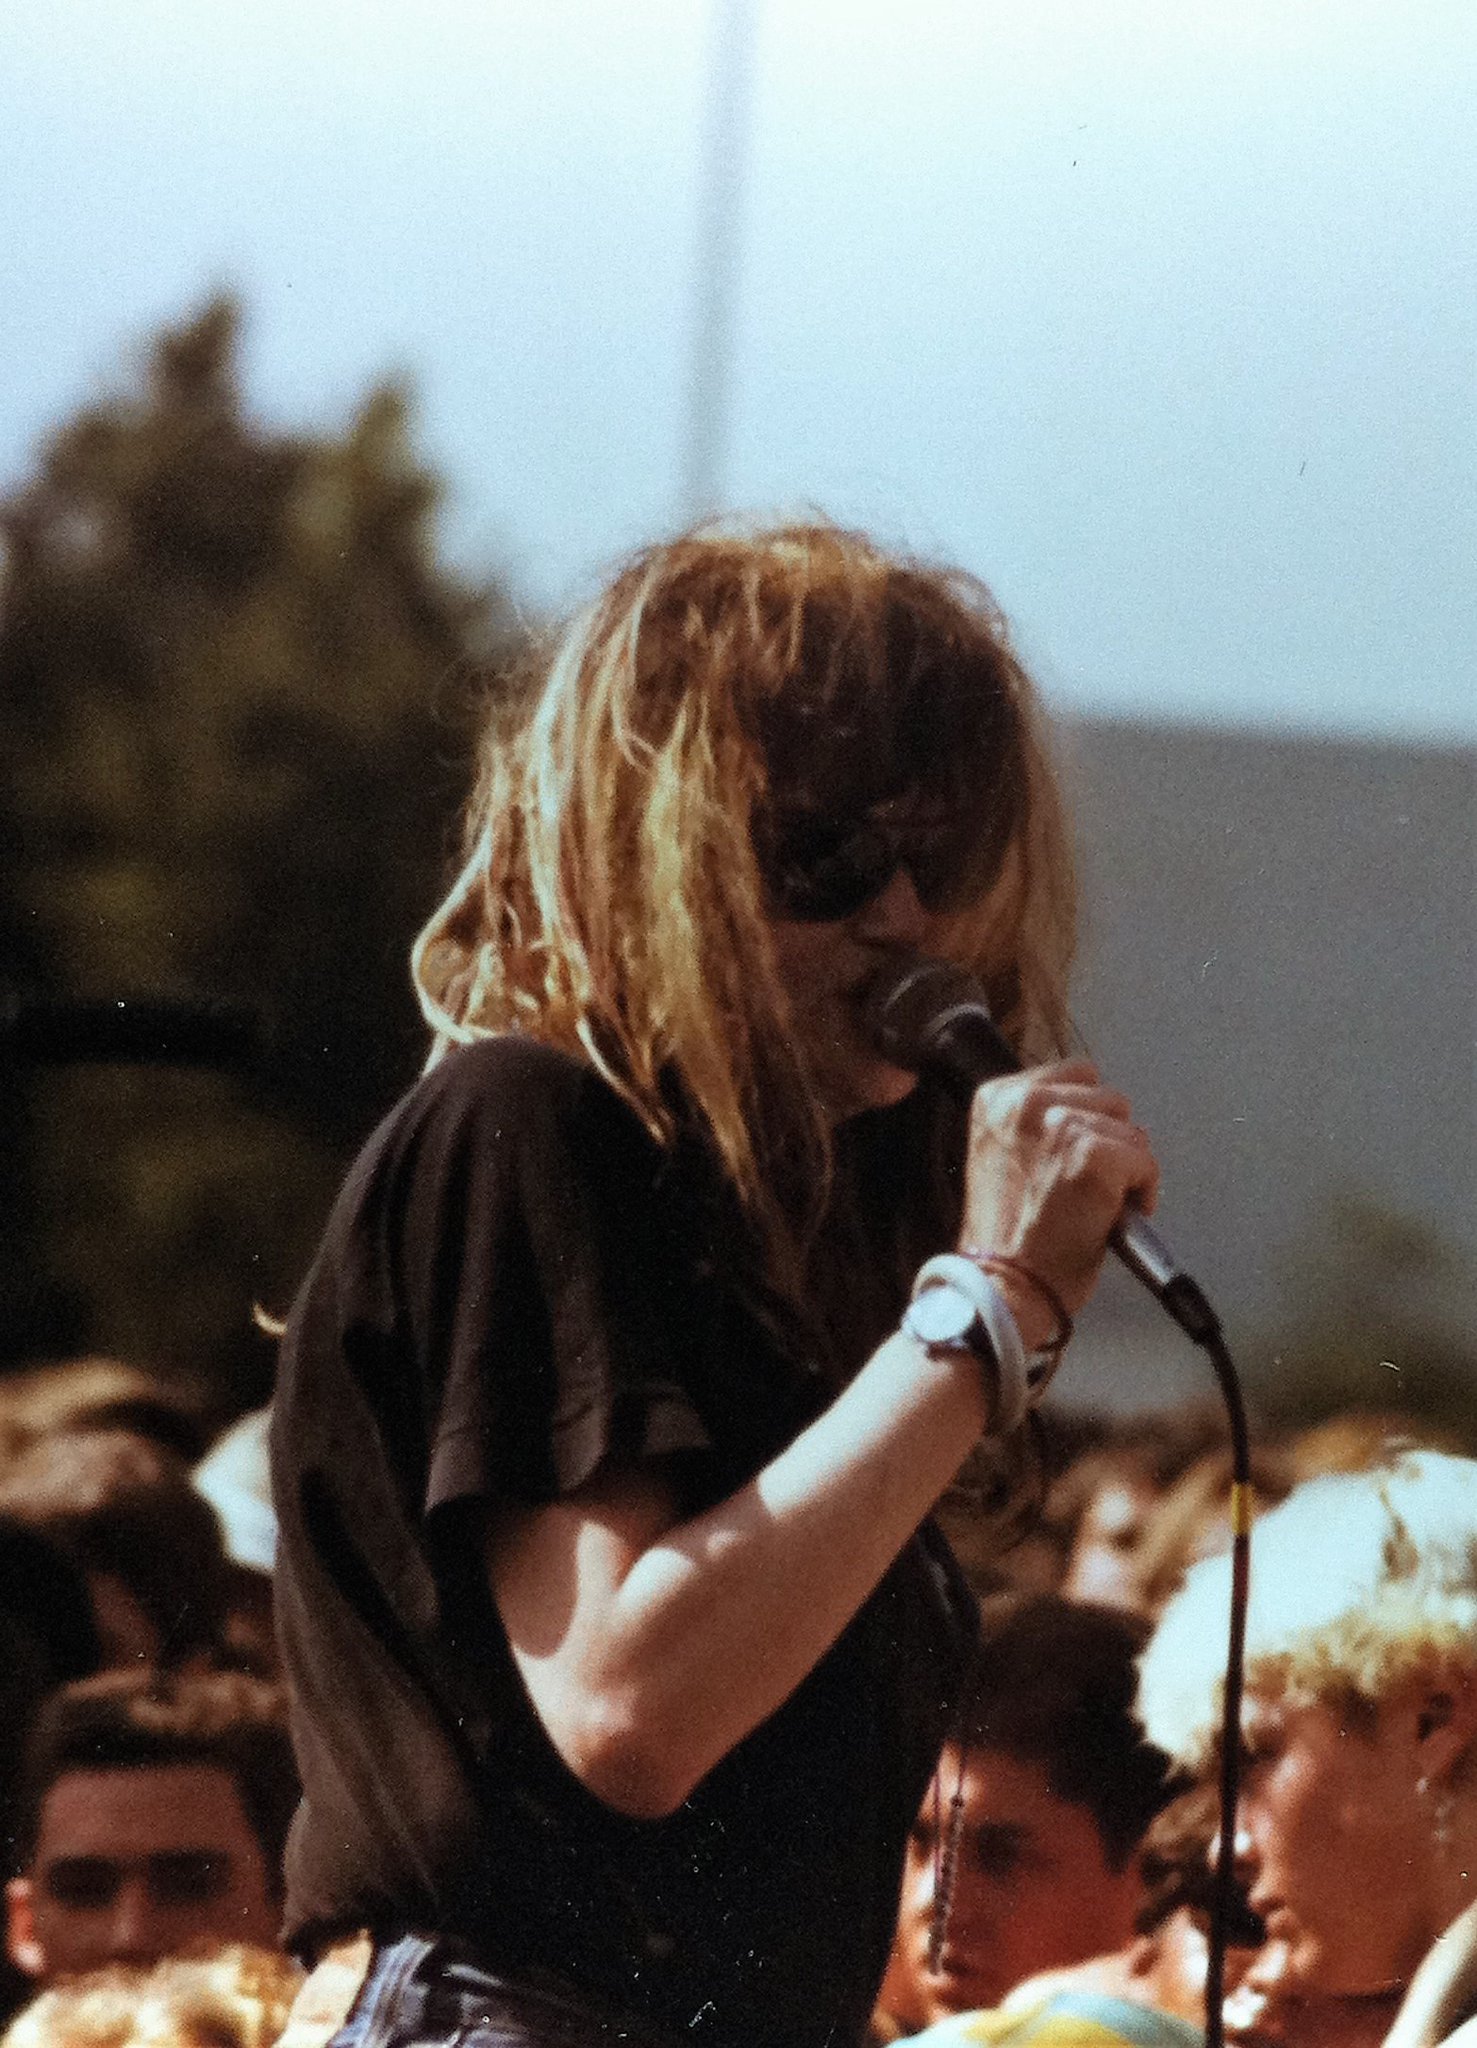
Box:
[1196,1323,1252,2048]
[865,955,1252,2048]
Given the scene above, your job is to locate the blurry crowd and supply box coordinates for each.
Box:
[0,1360,299,2046]
[0,1352,1469,2048]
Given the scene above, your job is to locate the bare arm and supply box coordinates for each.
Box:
[487,1061,1157,1819]
[487,1320,990,1818]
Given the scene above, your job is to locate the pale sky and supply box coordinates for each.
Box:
[3,0,1473,738]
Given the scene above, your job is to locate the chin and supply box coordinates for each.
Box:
[871,1059,921,1107]
[830,1058,919,1122]
[1279,1941,1351,2002]
[920,1967,1006,2026]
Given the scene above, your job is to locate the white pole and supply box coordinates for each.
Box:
[683,0,756,521]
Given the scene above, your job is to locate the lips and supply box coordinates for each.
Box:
[929,1949,970,1980]
[920,1949,1003,2012]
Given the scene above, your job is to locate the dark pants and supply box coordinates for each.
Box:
[330,1935,682,2048]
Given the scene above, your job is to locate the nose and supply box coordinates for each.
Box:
[1208,1821,1256,1881]
[899,1844,934,1915]
[105,1874,165,1966]
[852,868,929,949]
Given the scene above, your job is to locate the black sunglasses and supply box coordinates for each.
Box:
[758,797,981,924]
[40,1850,235,1911]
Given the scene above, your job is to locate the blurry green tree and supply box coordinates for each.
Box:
[1,297,520,1406]
[1249,1194,1477,1448]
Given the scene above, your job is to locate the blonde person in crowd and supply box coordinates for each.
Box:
[0,1946,301,2048]
[269,522,1162,2048]
[1138,1449,1477,2048]
[193,1409,279,1678]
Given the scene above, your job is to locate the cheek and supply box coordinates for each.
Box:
[953,1868,1075,1960]
[1248,1742,1331,1858]
[1261,1754,1358,1871]
[898,1843,933,1914]
[768,924,846,1005]
[1249,1748,1428,1994]
[996,1879,1073,1963]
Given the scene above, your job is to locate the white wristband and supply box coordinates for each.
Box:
[910,1253,1035,1434]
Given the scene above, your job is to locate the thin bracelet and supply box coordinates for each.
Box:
[961,1249,1074,1358]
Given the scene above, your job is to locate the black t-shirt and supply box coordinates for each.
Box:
[271,1037,977,2048]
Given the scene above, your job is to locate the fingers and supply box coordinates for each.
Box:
[1091,1122,1161,1218]
[1016,1056,1102,1092]
[1034,1056,1101,1082]
[1038,1110,1160,1211]
[971,1063,1136,1135]
[1038,1092,1136,1133]
[1037,1105,1153,1155]
[960,1061,1164,1316]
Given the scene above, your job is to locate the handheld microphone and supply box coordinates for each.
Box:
[862,955,1221,1342]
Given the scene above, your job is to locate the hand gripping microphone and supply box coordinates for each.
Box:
[862,954,1221,1343]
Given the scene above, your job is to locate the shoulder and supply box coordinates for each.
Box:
[286,1038,666,1354]
[399,1036,642,1154]
[362,1037,668,1232]
[307,1038,647,1257]
[907,1992,1202,2045]
[421,1033,597,1110]
[901,2008,1020,2043]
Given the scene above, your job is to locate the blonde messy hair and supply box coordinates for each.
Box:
[0,1947,302,2048]
[1137,1450,1477,1770]
[413,520,1074,1292]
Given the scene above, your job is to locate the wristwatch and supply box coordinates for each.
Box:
[903,1278,997,1357]
[902,1253,1047,1435]
[902,1279,1001,1420]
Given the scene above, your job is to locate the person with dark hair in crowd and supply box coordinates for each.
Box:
[873,1596,1176,2038]
[0,1360,209,1472]
[912,1784,1267,2045]
[270,521,1162,2048]
[0,1431,231,1669]
[5,1668,297,1985]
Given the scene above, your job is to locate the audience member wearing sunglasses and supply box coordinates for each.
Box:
[270,521,1162,2048]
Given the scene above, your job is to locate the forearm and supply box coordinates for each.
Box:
[628,1333,984,1758]
[490,1326,987,1817]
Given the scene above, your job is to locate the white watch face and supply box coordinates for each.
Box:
[906,1282,979,1347]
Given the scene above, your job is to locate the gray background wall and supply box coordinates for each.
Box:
[1056,720,1475,1414]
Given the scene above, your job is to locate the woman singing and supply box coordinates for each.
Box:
[270,522,1160,2048]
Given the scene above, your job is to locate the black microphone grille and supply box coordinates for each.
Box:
[860,955,995,1069]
